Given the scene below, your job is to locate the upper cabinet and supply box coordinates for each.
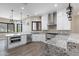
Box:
[41,14,48,30]
[48,12,57,25]
[57,10,71,30]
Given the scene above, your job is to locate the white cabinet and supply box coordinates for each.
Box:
[0,38,7,51]
[21,34,27,45]
[53,12,57,25]
[7,36,21,49]
[7,34,27,49]
[32,34,41,41]
[41,14,48,30]
[32,34,46,42]
[57,10,71,30]
[22,20,31,34]
[0,38,7,56]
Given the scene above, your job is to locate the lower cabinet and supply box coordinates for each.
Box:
[27,34,32,43]
[0,38,7,56]
[21,35,27,45]
[32,34,46,42]
[0,38,7,51]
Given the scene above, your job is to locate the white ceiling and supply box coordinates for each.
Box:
[0,3,79,20]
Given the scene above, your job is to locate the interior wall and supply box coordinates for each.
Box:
[23,16,41,33]
[72,15,79,33]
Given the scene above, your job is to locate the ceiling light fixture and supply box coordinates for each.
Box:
[34,13,38,15]
[21,7,24,10]
[54,4,58,7]
[77,12,79,15]
[10,9,14,22]
[20,7,24,24]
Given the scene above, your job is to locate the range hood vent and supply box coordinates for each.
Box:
[48,12,57,25]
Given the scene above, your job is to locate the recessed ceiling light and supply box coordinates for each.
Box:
[34,13,38,15]
[21,7,24,10]
[77,12,79,15]
[54,4,58,7]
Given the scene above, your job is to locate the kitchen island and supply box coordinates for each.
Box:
[67,33,79,56]
[0,33,27,50]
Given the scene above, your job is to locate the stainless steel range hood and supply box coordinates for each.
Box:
[48,12,57,26]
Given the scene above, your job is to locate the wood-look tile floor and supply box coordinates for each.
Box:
[7,42,46,56]
[0,42,68,56]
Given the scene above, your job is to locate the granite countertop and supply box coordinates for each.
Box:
[68,33,79,43]
[0,33,26,38]
[5,32,28,37]
[46,34,69,49]
[0,32,27,40]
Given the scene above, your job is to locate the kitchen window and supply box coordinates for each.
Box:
[0,22,14,33]
[0,23,7,32]
[32,21,41,31]
[17,24,22,32]
[7,23,15,32]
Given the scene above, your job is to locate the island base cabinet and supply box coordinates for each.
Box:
[0,39,7,56]
[7,35,27,49]
[0,40,7,51]
[21,35,27,45]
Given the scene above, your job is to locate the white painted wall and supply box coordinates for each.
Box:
[23,16,41,33]
[57,10,71,30]
[41,14,48,30]
[22,19,31,34]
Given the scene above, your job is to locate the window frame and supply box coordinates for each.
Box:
[0,22,15,33]
[32,21,41,31]
[7,23,15,33]
[17,24,22,32]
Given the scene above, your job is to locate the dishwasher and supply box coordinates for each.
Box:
[27,34,32,43]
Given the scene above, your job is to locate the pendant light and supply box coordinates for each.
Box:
[20,10,22,24]
[10,9,14,22]
[66,3,73,21]
[20,7,24,24]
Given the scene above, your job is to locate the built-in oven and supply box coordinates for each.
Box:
[10,36,21,43]
[27,34,32,43]
[7,35,22,49]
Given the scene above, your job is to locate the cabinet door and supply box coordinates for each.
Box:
[21,35,27,45]
[39,34,46,42]
[27,34,32,43]
[48,13,53,25]
[32,34,40,41]
[42,14,48,30]
[0,39,7,51]
[32,34,46,42]
[57,10,71,30]
[57,12,63,30]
